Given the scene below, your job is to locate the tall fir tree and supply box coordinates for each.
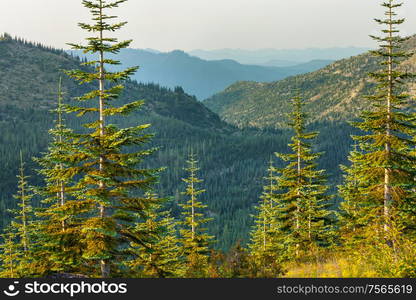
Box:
[0,227,20,278]
[339,0,416,245]
[338,143,373,249]
[127,193,182,278]
[247,159,285,277]
[2,152,37,277]
[275,95,332,258]
[33,78,86,276]
[12,151,33,256]
[64,0,160,277]
[178,152,213,278]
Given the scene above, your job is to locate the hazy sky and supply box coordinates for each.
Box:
[2,0,416,51]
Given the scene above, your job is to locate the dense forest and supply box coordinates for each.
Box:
[0,35,352,251]
[0,0,415,278]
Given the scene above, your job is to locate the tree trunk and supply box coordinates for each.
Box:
[58,80,66,231]
[296,139,301,257]
[98,1,109,278]
[191,169,195,241]
[20,152,28,254]
[384,2,393,236]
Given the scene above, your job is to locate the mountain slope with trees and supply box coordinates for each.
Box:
[1,0,415,279]
[204,35,416,129]
[0,34,294,251]
[0,34,366,253]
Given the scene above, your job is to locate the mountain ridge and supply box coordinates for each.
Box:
[70,48,333,100]
[0,34,225,130]
[189,47,370,66]
[204,35,416,129]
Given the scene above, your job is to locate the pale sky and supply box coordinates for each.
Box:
[2,0,416,51]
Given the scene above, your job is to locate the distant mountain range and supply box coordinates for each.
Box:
[70,49,333,100]
[189,47,370,67]
[203,36,416,129]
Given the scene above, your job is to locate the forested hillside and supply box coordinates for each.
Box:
[0,34,293,251]
[1,0,415,280]
[0,35,362,251]
[204,35,416,129]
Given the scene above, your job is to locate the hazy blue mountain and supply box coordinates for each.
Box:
[189,47,370,66]
[70,48,333,100]
[260,59,306,67]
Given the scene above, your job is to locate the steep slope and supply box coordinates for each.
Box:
[204,36,416,129]
[71,48,332,100]
[0,35,224,130]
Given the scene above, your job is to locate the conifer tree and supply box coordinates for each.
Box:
[275,95,332,258]
[127,193,182,278]
[0,227,20,278]
[178,152,213,277]
[3,152,37,277]
[12,152,33,256]
[338,147,370,248]
[64,0,160,277]
[247,159,285,277]
[33,79,86,275]
[340,0,416,244]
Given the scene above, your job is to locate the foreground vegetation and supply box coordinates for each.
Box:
[0,0,415,278]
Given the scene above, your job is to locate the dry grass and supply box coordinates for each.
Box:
[284,255,379,278]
